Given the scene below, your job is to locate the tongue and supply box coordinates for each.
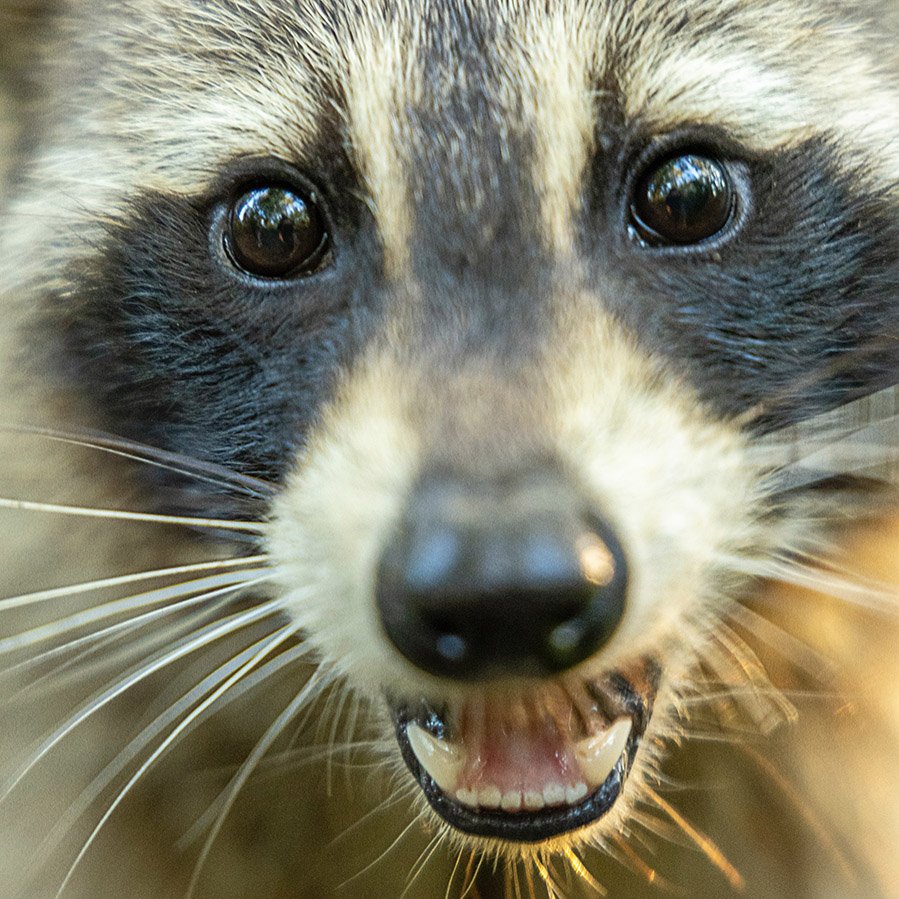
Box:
[458,712,582,794]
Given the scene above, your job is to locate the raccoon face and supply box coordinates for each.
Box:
[6,0,899,866]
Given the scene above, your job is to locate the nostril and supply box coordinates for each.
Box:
[434,632,469,665]
[545,615,594,668]
[375,471,629,681]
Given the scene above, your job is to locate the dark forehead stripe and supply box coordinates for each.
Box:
[380,4,589,352]
[400,6,542,262]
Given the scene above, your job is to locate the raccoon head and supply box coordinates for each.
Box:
[5,0,898,870]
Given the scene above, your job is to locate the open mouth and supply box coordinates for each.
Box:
[391,660,659,842]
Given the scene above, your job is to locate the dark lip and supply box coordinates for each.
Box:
[390,662,660,843]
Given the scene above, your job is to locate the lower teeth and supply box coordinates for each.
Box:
[453,782,592,812]
[406,717,633,814]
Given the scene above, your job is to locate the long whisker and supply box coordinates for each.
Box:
[336,816,424,895]
[56,624,300,897]
[325,780,417,852]
[0,497,267,533]
[250,739,395,777]
[0,555,269,612]
[643,787,744,891]
[181,735,394,849]
[562,847,606,895]
[36,638,310,866]
[531,855,563,899]
[0,424,275,498]
[709,621,798,729]
[186,663,337,898]
[403,832,446,899]
[606,837,677,893]
[737,744,861,888]
[750,387,899,490]
[325,681,353,795]
[722,554,899,614]
[7,611,208,702]
[735,340,898,430]
[0,573,274,688]
[0,590,283,802]
[779,541,885,581]
[756,385,899,446]
[758,439,899,495]
[674,686,839,707]
[0,568,273,658]
[724,601,840,686]
[339,691,366,791]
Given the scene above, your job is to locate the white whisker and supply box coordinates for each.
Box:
[721,554,899,614]
[0,569,273,658]
[56,624,300,897]
[776,546,899,596]
[693,624,796,733]
[186,663,337,898]
[674,685,839,706]
[337,816,423,893]
[8,613,203,701]
[759,440,899,493]
[327,781,418,851]
[758,385,899,446]
[403,832,446,899]
[0,577,273,690]
[326,681,353,795]
[250,739,393,776]
[724,601,840,686]
[752,387,899,492]
[0,424,274,498]
[0,591,283,803]
[0,555,269,612]
[175,648,325,850]
[37,636,308,864]
[0,497,267,534]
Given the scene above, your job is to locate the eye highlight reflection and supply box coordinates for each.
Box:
[225,185,329,278]
[631,153,735,246]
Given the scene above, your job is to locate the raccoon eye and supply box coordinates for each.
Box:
[226,185,329,278]
[630,153,734,246]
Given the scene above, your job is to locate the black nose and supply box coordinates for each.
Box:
[375,465,628,680]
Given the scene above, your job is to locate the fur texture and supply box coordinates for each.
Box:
[0,1,897,897]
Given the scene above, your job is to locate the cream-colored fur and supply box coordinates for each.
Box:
[0,2,897,897]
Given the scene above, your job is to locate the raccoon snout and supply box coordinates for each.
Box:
[375,464,628,680]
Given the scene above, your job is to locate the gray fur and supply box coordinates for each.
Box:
[0,2,897,897]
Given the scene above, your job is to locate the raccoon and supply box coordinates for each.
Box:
[0,1,897,897]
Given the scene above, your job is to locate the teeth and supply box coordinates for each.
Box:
[454,780,591,811]
[478,786,502,808]
[409,715,635,815]
[406,723,466,793]
[542,783,567,806]
[575,718,633,787]
[566,782,589,804]
[501,790,523,812]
